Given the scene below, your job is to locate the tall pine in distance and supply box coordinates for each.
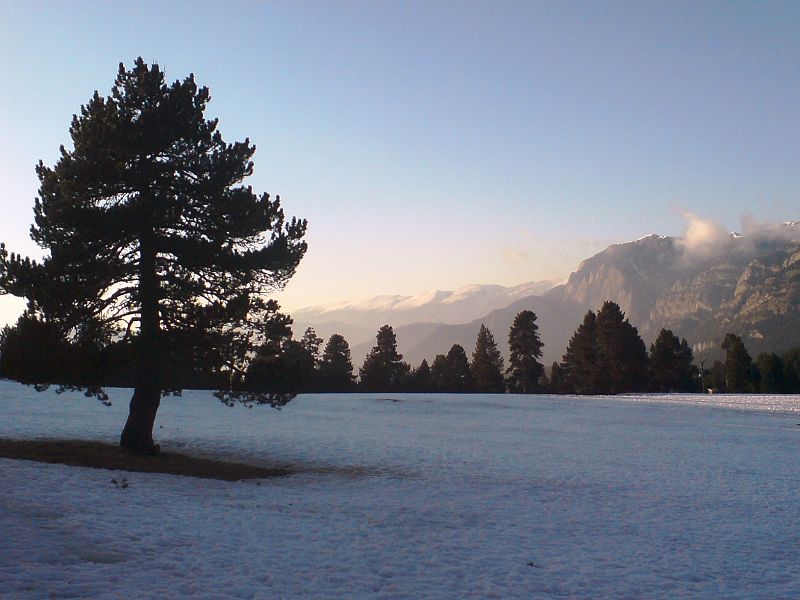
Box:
[318,333,355,392]
[560,302,648,394]
[506,310,544,393]
[595,301,649,394]
[721,333,755,392]
[0,58,307,453]
[359,325,410,391]
[649,328,695,392]
[471,324,505,393]
[409,359,432,392]
[430,353,450,392]
[560,311,599,394]
[445,344,474,393]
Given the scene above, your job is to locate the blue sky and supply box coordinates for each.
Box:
[1,1,798,324]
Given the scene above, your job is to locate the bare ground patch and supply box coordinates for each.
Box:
[0,439,293,481]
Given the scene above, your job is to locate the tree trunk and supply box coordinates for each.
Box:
[120,384,161,454]
[120,224,162,454]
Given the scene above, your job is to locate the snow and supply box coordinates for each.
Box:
[2,381,800,598]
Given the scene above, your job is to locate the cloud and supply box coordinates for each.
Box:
[501,247,530,265]
[740,213,800,241]
[677,211,730,256]
[675,211,799,260]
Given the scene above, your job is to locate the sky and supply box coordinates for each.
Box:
[1,1,798,326]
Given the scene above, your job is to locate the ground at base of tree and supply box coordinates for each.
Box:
[0,439,293,481]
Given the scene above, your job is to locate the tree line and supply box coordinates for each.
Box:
[0,308,542,394]
[7,299,798,395]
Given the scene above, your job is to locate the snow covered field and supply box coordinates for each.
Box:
[2,380,799,599]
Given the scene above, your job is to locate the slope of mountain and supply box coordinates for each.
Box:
[647,235,800,356]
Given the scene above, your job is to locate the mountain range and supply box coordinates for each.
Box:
[290,279,560,350]
[292,222,800,370]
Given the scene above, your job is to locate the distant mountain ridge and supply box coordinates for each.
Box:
[296,222,800,370]
[291,280,560,349]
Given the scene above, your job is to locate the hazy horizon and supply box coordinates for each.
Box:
[1,2,798,326]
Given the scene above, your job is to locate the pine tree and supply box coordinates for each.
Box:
[471,324,505,393]
[445,344,474,393]
[300,328,323,362]
[560,311,599,394]
[548,361,564,394]
[782,348,800,393]
[318,334,356,392]
[708,359,727,391]
[756,352,784,393]
[595,301,649,394]
[0,315,74,387]
[359,325,410,391]
[247,338,314,397]
[430,353,449,392]
[649,328,695,392]
[0,59,307,453]
[298,327,324,391]
[506,310,545,393]
[410,359,432,392]
[721,333,754,392]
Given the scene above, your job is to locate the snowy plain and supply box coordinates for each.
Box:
[1,380,799,599]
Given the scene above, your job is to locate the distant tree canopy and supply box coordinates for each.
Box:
[409,359,432,392]
[559,302,648,394]
[649,328,695,392]
[359,325,410,392]
[444,344,474,393]
[595,301,649,393]
[318,333,356,392]
[548,361,565,394]
[0,315,79,389]
[429,353,450,392]
[471,324,504,393]
[755,352,784,393]
[341,317,798,395]
[560,310,600,394]
[423,346,473,393]
[721,333,755,393]
[0,58,307,453]
[506,310,545,393]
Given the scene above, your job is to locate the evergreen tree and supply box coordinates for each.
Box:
[0,59,307,452]
[247,339,314,398]
[560,311,599,394]
[471,324,505,393]
[300,328,323,362]
[721,333,754,392]
[548,361,564,394]
[410,359,432,392]
[298,327,324,391]
[506,310,544,393]
[756,352,784,393]
[781,348,800,393]
[359,325,410,391]
[445,344,474,392]
[708,359,727,392]
[0,315,74,387]
[649,328,695,392]
[430,353,449,392]
[318,334,355,392]
[595,301,649,394]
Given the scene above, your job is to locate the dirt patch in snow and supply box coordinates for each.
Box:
[0,439,293,481]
